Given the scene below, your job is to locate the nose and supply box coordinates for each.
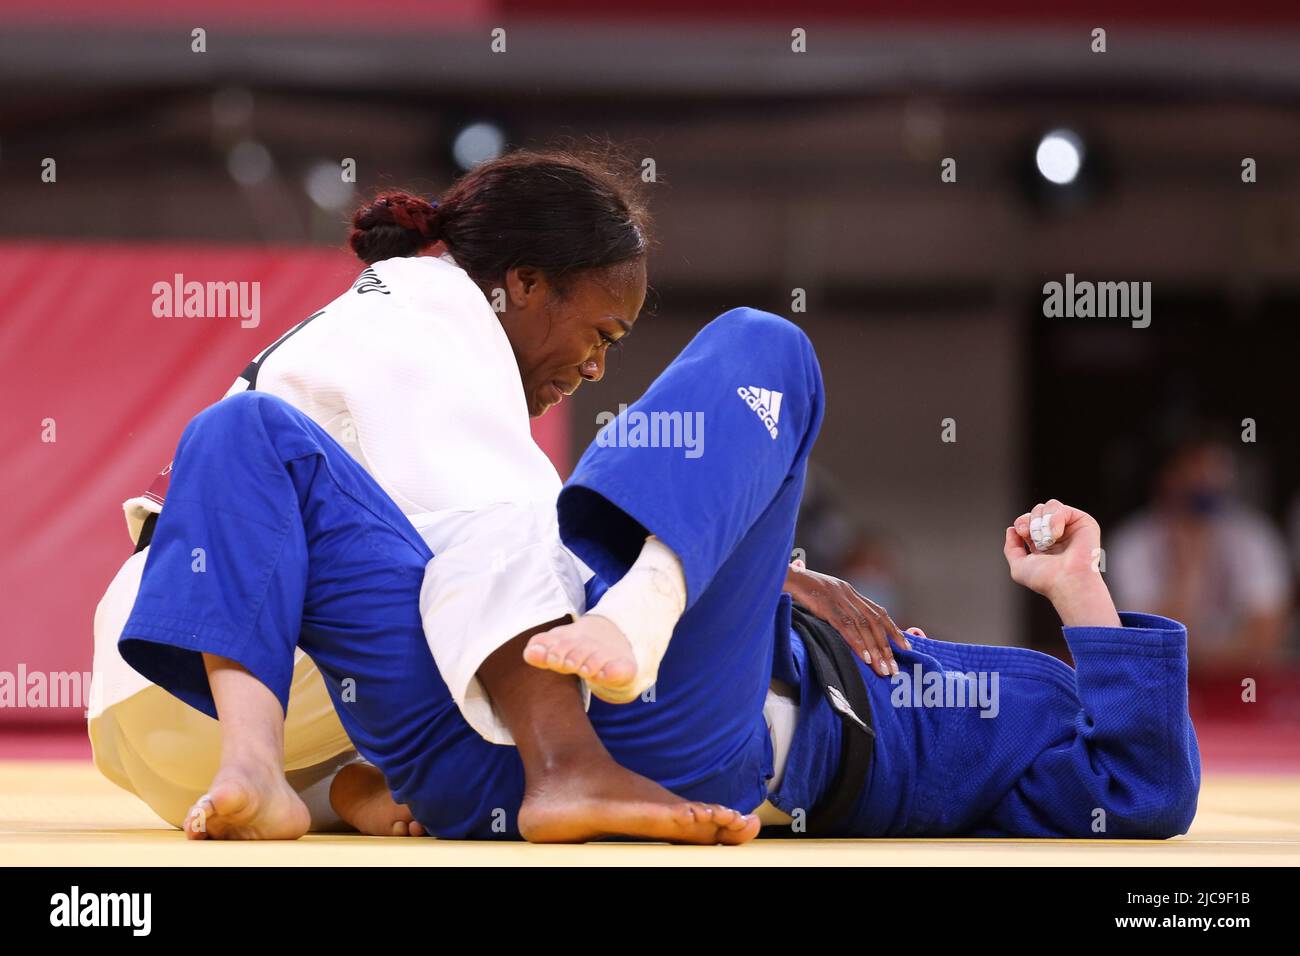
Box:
[581,353,604,382]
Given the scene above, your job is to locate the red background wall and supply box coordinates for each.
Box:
[0,241,569,724]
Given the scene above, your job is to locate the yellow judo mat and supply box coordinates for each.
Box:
[3,760,1299,866]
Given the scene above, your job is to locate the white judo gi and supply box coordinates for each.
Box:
[91,253,590,827]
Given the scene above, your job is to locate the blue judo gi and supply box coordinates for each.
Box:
[119,307,1200,840]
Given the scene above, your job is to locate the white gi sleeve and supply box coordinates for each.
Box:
[416,501,590,745]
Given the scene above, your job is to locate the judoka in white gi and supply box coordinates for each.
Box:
[93,153,901,839]
[91,153,660,834]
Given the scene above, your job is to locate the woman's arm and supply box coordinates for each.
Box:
[1003,498,1122,628]
[782,562,911,677]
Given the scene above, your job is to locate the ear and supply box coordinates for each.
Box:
[505,266,546,309]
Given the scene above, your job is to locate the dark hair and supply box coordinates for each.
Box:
[348,146,652,293]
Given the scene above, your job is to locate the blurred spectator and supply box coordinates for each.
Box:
[1109,433,1291,675]
[1285,494,1300,645]
[838,531,906,619]
[1288,496,1300,590]
[797,466,907,619]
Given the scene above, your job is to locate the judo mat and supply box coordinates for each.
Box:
[3,760,1299,866]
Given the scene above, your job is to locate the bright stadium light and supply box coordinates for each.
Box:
[1035,129,1085,186]
[304,160,355,211]
[451,122,506,171]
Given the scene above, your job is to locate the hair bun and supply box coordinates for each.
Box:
[348,191,440,265]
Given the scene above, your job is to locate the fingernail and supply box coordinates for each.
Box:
[889,660,899,676]
[861,649,872,664]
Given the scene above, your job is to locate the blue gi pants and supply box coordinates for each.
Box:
[120,306,1200,840]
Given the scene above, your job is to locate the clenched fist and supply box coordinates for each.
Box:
[1003,499,1101,600]
[1003,499,1120,628]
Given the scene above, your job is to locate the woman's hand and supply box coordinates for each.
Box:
[1004,499,1101,598]
[1003,499,1120,627]
[783,562,911,677]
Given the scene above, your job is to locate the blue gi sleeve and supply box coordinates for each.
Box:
[983,612,1201,839]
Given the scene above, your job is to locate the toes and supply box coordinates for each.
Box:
[594,656,637,688]
[539,635,590,673]
[685,802,756,837]
[207,780,252,819]
[708,804,736,824]
[523,631,566,666]
[578,649,615,680]
[544,638,577,669]
[391,819,424,838]
[184,795,216,839]
[676,802,712,827]
[708,805,750,829]
[184,811,207,839]
[680,803,759,843]
[564,646,599,676]
[525,633,572,671]
[717,815,761,845]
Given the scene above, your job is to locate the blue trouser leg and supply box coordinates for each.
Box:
[561,307,825,812]
[119,391,526,839]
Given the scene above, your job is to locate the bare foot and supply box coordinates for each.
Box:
[183,760,311,841]
[517,754,761,845]
[524,615,641,704]
[329,762,426,837]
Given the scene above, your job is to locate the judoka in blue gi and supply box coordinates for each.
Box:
[119,308,1201,842]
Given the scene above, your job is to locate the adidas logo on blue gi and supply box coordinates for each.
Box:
[737,386,781,439]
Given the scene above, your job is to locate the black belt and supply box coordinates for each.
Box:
[790,602,876,836]
[133,511,159,553]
